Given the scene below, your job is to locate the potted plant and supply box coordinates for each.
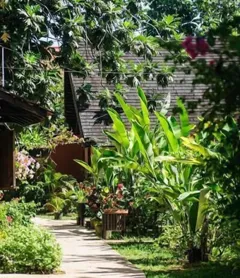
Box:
[101,184,129,214]
[94,220,103,237]
[44,196,65,220]
[70,185,88,225]
[104,208,128,214]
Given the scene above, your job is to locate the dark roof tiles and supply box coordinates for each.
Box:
[66,45,214,143]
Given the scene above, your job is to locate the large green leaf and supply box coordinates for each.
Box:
[178,190,200,202]
[195,188,210,231]
[137,87,148,105]
[107,108,129,148]
[168,116,182,139]
[132,121,155,175]
[91,147,102,166]
[115,93,135,122]
[181,137,218,158]
[75,160,94,174]
[177,98,192,137]
[155,156,202,165]
[104,131,124,147]
[188,188,211,233]
[138,87,150,128]
[128,126,139,158]
[189,202,199,234]
[155,112,179,152]
[101,149,123,158]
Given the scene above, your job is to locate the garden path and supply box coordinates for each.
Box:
[0,217,145,278]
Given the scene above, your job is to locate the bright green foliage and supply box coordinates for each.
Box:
[0,198,61,274]
[148,0,240,35]
[3,200,36,226]
[44,196,66,214]
[0,0,180,106]
[0,199,36,227]
[0,225,62,274]
[76,147,105,186]
[77,88,218,254]
[17,160,77,204]
[68,187,88,204]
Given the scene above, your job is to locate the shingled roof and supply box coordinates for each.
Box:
[65,46,214,144]
[0,87,52,126]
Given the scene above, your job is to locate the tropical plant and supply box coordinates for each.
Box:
[87,87,219,262]
[70,188,88,204]
[17,128,49,151]
[44,196,66,220]
[76,147,118,189]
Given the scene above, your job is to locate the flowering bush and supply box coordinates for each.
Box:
[100,183,130,210]
[0,198,36,227]
[15,151,40,181]
[78,182,130,213]
[182,36,209,59]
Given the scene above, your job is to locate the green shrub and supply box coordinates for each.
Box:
[4,200,37,226]
[0,225,62,273]
[156,225,186,252]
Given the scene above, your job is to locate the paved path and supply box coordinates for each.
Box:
[0,218,145,278]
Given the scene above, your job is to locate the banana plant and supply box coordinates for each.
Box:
[75,87,217,262]
[104,87,217,261]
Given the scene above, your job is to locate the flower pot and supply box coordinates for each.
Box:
[93,219,100,228]
[76,203,86,226]
[95,223,102,237]
[54,212,63,220]
[104,209,128,215]
[90,218,96,229]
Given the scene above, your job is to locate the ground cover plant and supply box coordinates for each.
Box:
[111,241,240,278]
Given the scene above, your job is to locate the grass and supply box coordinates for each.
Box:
[110,241,240,278]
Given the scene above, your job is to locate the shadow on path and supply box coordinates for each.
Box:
[34,218,145,278]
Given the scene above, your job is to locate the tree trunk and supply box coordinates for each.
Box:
[200,219,209,262]
[187,219,209,264]
[187,247,202,264]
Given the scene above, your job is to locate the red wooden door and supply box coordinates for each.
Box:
[0,129,15,189]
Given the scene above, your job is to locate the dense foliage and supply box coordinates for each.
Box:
[1,0,240,273]
[2,0,238,109]
[0,198,61,274]
[76,87,240,265]
[0,198,36,227]
[0,225,61,274]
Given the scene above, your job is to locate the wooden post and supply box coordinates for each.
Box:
[0,129,15,189]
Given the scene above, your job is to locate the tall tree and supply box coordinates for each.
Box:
[148,0,240,35]
[0,0,178,107]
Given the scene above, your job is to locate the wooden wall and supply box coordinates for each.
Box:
[0,129,15,189]
[51,144,90,181]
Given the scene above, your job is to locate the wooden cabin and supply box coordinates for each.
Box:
[0,87,51,189]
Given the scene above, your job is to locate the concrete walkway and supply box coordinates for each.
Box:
[0,218,145,278]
